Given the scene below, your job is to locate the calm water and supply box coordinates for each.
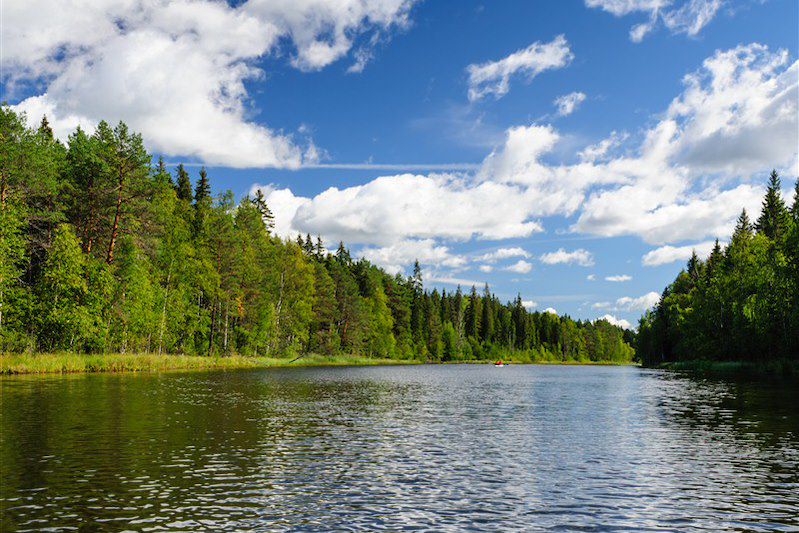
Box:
[1,365,798,531]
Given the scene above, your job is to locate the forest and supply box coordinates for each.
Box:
[636,171,799,366]
[0,106,634,363]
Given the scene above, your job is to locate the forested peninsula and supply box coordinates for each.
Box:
[636,171,799,371]
[0,107,634,372]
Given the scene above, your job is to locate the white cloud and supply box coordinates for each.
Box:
[277,172,545,246]
[596,314,633,330]
[616,291,661,312]
[587,274,597,281]
[592,301,611,309]
[359,238,467,274]
[253,43,796,273]
[504,260,533,274]
[573,44,798,244]
[522,300,538,309]
[579,131,628,163]
[7,0,416,168]
[540,248,595,267]
[476,247,531,263]
[605,274,632,282]
[543,307,558,315]
[478,265,494,273]
[554,91,587,116]
[466,35,573,101]
[424,272,483,287]
[586,0,723,42]
[641,240,716,267]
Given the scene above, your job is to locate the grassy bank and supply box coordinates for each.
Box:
[0,352,636,375]
[658,359,799,378]
[0,353,421,375]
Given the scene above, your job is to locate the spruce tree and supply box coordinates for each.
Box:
[175,164,192,201]
[153,156,173,187]
[465,285,480,339]
[480,283,493,343]
[315,235,325,259]
[755,170,789,241]
[38,115,54,139]
[411,260,423,295]
[194,167,211,205]
[732,209,753,241]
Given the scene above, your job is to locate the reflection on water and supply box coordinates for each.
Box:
[1,365,797,531]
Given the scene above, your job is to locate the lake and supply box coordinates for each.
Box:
[1,365,798,531]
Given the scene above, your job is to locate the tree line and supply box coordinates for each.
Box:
[636,171,799,366]
[0,106,633,361]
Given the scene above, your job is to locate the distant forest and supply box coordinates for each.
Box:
[637,171,799,366]
[0,106,634,362]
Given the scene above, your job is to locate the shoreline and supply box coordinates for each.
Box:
[0,353,635,375]
[654,359,799,378]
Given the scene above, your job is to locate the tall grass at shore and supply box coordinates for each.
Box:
[0,353,420,375]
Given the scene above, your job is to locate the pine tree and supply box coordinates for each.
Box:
[94,121,150,264]
[755,170,789,241]
[791,178,799,222]
[251,188,274,233]
[175,164,192,201]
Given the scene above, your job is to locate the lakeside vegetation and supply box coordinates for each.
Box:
[0,353,423,375]
[636,171,799,369]
[0,106,634,367]
[0,352,636,375]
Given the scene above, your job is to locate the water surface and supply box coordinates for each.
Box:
[2,365,798,531]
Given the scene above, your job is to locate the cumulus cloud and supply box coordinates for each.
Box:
[616,291,661,312]
[596,314,633,330]
[605,274,632,282]
[587,274,597,281]
[579,131,628,163]
[522,300,538,309]
[540,248,595,267]
[478,265,494,273]
[504,260,534,274]
[543,307,558,315]
[572,44,798,244]
[6,0,416,167]
[359,238,467,274]
[586,0,723,42]
[554,91,587,116]
[641,240,716,266]
[593,292,660,315]
[466,35,573,101]
[254,43,796,273]
[476,247,531,263]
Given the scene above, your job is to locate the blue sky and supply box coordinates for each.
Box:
[4,0,798,327]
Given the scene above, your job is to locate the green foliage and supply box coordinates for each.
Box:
[0,105,633,362]
[637,173,799,365]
